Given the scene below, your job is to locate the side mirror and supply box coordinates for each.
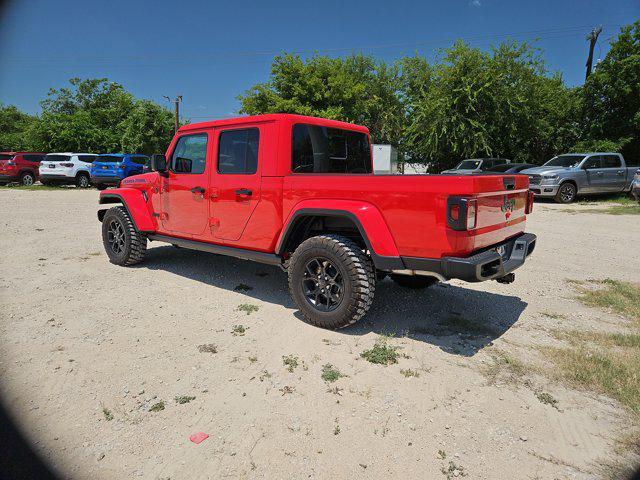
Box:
[151,154,167,174]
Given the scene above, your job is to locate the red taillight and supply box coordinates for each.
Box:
[526,191,534,214]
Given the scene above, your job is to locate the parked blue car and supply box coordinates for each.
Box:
[90,154,149,190]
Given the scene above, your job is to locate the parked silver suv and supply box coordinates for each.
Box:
[522,153,637,203]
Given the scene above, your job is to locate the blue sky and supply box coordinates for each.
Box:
[0,0,637,120]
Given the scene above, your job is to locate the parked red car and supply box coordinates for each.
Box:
[0,152,47,186]
[97,114,536,328]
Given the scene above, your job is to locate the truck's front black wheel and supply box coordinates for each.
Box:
[101,206,147,266]
[555,182,576,203]
[288,234,375,329]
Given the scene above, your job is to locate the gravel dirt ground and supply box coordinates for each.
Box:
[1,189,639,480]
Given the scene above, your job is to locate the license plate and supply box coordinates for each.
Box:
[102,166,108,170]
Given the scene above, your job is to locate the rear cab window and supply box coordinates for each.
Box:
[44,155,71,163]
[24,154,44,163]
[97,155,123,163]
[602,155,622,168]
[79,155,97,163]
[292,124,371,174]
[0,154,15,161]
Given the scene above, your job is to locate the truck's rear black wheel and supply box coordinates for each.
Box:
[289,234,375,329]
[101,206,147,266]
[391,274,439,289]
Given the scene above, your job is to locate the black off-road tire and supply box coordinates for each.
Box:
[288,234,375,329]
[391,274,439,289]
[20,172,36,186]
[75,172,90,188]
[101,206,147,266]
[555,182,576,204]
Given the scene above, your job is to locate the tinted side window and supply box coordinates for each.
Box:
[479,160,493,170]
[217,128,259,174]
[79,155,97,163]
[602,155,622,168]
[24,155,43,163]
[171,134,208,174]
[583,156,602,169]
[292,124,372,174]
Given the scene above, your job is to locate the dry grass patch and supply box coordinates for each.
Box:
[482,350,528,385]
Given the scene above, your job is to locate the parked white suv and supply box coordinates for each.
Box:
[39,153,98,188]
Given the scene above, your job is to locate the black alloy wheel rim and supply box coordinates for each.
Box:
[107,219,126,254]
[302,257,344,312]
[560,184,574,202]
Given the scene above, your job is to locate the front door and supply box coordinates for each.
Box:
[161,131,211,236]
[211,127,261,241]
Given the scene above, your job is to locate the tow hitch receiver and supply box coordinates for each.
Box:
[495,273,516,284]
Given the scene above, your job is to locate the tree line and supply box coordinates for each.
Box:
[1,21,638,170]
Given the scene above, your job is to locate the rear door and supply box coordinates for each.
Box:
[211,126,261,241]
[161,131,211,236]
[601,154,626,192]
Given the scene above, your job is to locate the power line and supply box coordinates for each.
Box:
[3,24,625,67]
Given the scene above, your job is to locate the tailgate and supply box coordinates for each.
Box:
[474,175,528,230]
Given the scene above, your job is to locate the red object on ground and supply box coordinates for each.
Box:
[189,432,209,444]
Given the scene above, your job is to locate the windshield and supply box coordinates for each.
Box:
[0,154,15,161]
[456,160,482,170]
[544,155,585,167]
[44,155,71,163]
[96,155,123,163]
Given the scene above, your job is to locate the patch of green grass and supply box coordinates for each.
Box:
[248,355,258,363]
[232,324,248,336]
[321,364,344,383]
[483,351,527,385]
[360,337,398,365]
[0,184,71,191]
[102,407,114,421]
[574,279,640,324]
[578,194,636,205]
[542,345,640,413]
[437,449,447,460]
[400,368,420,378]
[536,391,559,409]
[333,422,341,435]
[282,355,299,372]
[441,461,466,479]
[237,304,259,315]
[149,401,165,412]
[234,283,253,292]
[174,395,195,404]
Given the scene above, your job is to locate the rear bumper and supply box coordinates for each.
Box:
[91,175,121,185]
[399,232,537,282]
[0,173,20,182]
[39,173,74,182]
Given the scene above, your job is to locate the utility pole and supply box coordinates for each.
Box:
[585,26,602,81]
[163,95,182,133]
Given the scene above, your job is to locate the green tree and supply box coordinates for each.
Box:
[120,100,175,154]
[238,53,404,146]
[581,21,640,159]
[0,104,38,151]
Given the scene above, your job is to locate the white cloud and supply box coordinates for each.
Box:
[469,0,481,6]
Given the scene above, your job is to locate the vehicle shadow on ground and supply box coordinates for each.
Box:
[141,245,527,357]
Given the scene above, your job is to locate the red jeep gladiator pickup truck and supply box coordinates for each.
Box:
[98,114,536,329]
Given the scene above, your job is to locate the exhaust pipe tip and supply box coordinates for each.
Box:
[495,273,515,284]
